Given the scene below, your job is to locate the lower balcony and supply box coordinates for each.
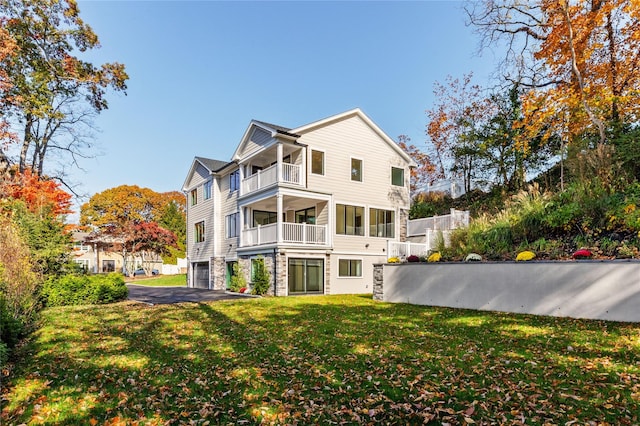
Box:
[241,222,328,247]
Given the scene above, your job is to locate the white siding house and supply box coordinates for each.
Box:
[182,109,415,295]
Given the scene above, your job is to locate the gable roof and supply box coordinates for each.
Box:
[182,156,234,191]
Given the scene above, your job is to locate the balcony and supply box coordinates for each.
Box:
[241,222,328,247]
[242,163,302,195]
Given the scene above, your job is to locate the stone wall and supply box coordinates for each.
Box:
[374,260,640,322]
[211,257,226,290]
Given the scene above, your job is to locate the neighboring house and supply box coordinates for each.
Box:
[182,108,415,295]
[71,231,163,274]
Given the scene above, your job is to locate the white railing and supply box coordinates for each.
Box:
[283,223,327,245]
[242,223,277,246]
[387,230,452,259]
[241,223,327,247]
[407,208,469,237]
[242,163,302,194]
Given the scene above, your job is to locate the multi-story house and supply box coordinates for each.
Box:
[182,109,415,295]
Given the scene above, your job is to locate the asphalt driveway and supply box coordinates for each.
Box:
[126,284,253,305]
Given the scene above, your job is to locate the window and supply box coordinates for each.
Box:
[204,180,212,200]
[311,150,324,175]
[194,221,205,243]
[369,208,395,238]
[230,170,240,192]
[75,259,89,271]
[253,210,278,226]
[295,207,316,224]
[391,167,404,186]
[336,204,364,236]
[351,158,363,182]
[226,213,239,238]
[190,189,198,206]
[338,259,362,277]
[102,260,115,273]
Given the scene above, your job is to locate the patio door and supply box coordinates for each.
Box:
[288,258,323,294]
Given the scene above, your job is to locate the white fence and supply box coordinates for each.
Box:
[407,208,469,237]
[388,209,469,258]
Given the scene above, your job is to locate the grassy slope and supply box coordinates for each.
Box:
[2,295,639,424]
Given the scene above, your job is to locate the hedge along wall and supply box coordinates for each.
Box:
[373,260,640,323]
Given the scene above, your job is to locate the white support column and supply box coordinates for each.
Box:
[276,142,283,183]
[301,146,307,187]
[276,193,283,244]
[238,207,244,248]
[238,164,245,196]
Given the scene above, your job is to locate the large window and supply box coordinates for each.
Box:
[369,208,395,238]
[204,180,212,200]
[190,189,198,206]
[288,258,324,294]
[391,167,404,187]
[336,204,364,236]
[225,213,239,238]
[253,210,278,226]
[338,259,362,277]
[194,221,205,243]
[351,158,363,182]
[230,170,240,192]
[311,150,324,175]
[295,207,316,224]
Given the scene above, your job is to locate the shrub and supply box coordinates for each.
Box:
[42,273,128,306]
[387,257,400,263]
[465,253,482,262]
[229,262,246,292]
[572,249,593,259]
[427,252,441,262]
[251,256,271,296]
[407,255,420,263]
[516,251,536,261]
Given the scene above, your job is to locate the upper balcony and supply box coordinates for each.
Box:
[242,162,302,195]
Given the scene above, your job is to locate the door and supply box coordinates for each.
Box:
[193,262,210,289]
[288,258,323,294]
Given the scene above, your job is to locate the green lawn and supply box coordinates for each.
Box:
[124,274,187,287]
[2,295,639,424]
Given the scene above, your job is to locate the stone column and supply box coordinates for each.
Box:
[373,264,384,301]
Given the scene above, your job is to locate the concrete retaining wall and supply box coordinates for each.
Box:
[374,260,640,322]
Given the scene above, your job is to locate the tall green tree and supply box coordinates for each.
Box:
[0,0,128,181]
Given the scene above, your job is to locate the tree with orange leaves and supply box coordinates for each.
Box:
[467,0,640,183]
[0,169,72,219]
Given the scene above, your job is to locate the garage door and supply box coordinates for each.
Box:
[193,262,210,289]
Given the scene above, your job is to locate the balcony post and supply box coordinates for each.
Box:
[238,165,244,196]
[276,193,283,244]
[302,222,307,244]
[277,142,283,183]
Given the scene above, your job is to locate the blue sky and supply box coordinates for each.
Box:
[70,0,499,211]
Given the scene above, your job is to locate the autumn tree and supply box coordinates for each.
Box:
[0,0,128,182]
[81,185,185,270]
[467,0,640,183]
[396,134,437,193]
[425,73,493,193]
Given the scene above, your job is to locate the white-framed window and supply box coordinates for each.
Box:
[75,259,89,271]
[226,213,239,238]
[190,188,198,206]
[391,167,404,187]
[194,221,205,243]
[311,149,324,175]
[338,259,362,277]
[336,203,364,236]
[351,157,363,182]
[230,170,240,192]
[369,208,395,238]
[203,180,212,200]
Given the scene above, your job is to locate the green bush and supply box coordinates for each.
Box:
[251,256,271,296]
[42,273,128,307]
[229,263,246,292]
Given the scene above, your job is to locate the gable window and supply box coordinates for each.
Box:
[338,259,362,277]
[204,180,212,200]
[190,189,198,206]
[351,158,363,182]
[230,170,240,192]
[311,150,324,175]
[226,213,239,238]
[194,221,205,243]
[391,167,404,187]
[369,208,395,238]
[336,204,364,236]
